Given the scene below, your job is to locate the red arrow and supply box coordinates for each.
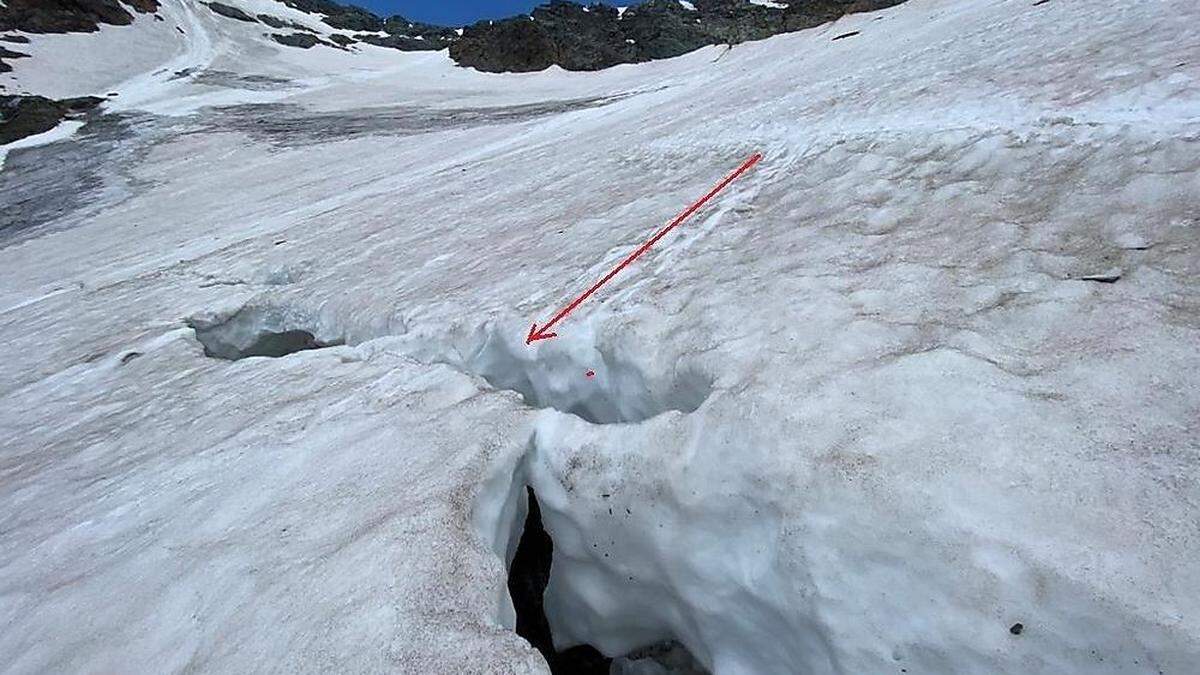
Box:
[527,152,762,344]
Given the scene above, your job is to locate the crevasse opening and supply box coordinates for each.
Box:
[507,487,709,674]
[187,305,345,360]
[463,329,712,425]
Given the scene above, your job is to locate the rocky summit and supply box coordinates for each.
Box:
[451,0,908,72]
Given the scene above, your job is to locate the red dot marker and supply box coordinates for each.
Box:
[586,370,595,379]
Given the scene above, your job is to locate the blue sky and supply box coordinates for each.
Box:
[347,1,632,26]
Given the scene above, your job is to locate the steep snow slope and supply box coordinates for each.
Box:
[1,0,1198,673]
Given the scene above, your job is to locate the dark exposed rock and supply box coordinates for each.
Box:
[272,0,451,44]
[451,18,558,73]
[356,16,457,52]
[0,0,134,33]
[380,15,459,49]
[122,0,160,13]
[271,32,321,49]
[382,15,457,39]
[276,0,904,68]
[205,2,258,23]
[355,33,434,52]
[451,0,910,72]
[276,0,383,32]
[1,34,31,43]
[256,13,313,31]
[686,0,787,45]
[0,44,28,72]
[450,0,715,72]
[0,0,904,75]
[327,33,355,46]
[257,13,290,28]
[0,0,158,33]
[782,0,906,31]
[532,2,635,70]
[0,94,104,145]
[619,0,713,61]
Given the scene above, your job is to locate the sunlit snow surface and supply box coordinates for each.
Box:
[1,0,1198,673]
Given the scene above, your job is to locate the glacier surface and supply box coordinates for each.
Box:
[1,0,1198,673]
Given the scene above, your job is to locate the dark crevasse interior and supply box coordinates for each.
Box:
[506,488,710,674]
[193,326,342,360]
[187,305,352,361]
[230,329,331,359]
[508,487,612,673]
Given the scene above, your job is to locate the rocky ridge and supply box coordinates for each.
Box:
[199,0,911,66]
[451,0,909,72]
[0,0,912,73]
[272,0,458,51]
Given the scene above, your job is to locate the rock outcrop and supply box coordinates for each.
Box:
[205,2,257,23]
[448,18,559,73]
[271,33,320,49]
[275,0,385,32]
[451,0,908,72]
[0,95,104,144]
[0,0,159,34]
[269,32,342,49]
[0,46,29,74]
[270,0,457,51]
[365,16,460,51]
[257,14,317,32]
[0,0,912,75]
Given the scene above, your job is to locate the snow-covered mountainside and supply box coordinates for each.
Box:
[1,0,1198,673]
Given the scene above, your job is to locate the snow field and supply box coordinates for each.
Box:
[0,0,1197,672]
